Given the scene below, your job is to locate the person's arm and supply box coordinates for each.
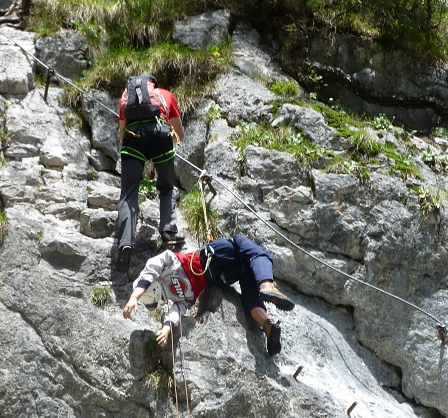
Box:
[123,286,147,318]
[168,117,184,143]
[156,302,188,347]
[119,119,126,144]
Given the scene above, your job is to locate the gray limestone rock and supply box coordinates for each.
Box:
[172,9,230,50]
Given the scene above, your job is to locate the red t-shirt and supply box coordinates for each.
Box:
[118,81,181,123]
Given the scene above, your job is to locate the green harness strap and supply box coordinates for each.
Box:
[121,117,175,164]
[121,146,176,164]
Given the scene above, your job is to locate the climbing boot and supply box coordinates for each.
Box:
[115,245,132,273]
[263,319,281,356]
[259,281,295,311]
[161,231,185,246]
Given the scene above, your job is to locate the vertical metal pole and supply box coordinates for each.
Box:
[43,67,54,102]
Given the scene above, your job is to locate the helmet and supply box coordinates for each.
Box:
[139,280,163,310]
[147,74,158,88]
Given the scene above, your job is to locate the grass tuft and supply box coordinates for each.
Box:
[0,209,7,244]
[180,188,220,244]
[90,285,111,307]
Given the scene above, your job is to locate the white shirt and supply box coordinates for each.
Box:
[133,250,195,326]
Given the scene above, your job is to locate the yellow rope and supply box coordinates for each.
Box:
[198,179,212,243]
[189,249,213,276]
[169,319,179,417]
[171,126,181,145]
[179,315,191,417]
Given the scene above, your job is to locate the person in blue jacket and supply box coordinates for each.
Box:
[123,235,294,356]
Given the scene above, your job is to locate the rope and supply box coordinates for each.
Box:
[198,177,212,243]
[169,319,179,417]
[179,314,191,417]
[3,27,444,334]
[175,154,446,329]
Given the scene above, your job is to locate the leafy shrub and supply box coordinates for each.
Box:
[180,188,219,244]
[413,186,441,217]
[271,80,299,98]
[0,209,7,244]
[205,101,221,124]
[139,176,157,198]
[145,366,174,395]
[90,285,111,307]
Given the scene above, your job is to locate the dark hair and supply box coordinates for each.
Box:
[148,75,158,88]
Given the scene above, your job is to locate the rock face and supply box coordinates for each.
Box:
[1,14,448,418]
[297,31,448,133]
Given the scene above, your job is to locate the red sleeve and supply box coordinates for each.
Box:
[159,89,181,120]
[118,89,128,120]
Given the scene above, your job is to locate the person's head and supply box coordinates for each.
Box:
[148,74,158,88]
[139,280,163,310]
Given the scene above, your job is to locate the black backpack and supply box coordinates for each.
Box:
[123,75,168,123]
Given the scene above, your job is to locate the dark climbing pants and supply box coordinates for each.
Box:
[201,235,274,314]
[116,121,178,250]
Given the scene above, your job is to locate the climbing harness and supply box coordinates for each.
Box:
[2,30,446,342]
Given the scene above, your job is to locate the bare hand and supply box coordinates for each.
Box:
[156,326,171,347]
[123,296,138,319]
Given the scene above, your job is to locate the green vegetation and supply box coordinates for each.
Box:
[432,126,448,138]
[87,165,98,181]
[0,209,7,244]
[230,122,326,166]
[413,186,441,217]
[144,335,159,354]
[205,101,221,124]
[29,1,233,117]
[307,0,448,63]
[139,175,157,198]
[90,285,111,307]
[270,80,300,99]
[148,306,165,324]
[324,157,370,180]
[180,188,219,244]
[145,366,174,395]
[0,155,6,169]
[421,146,448,173]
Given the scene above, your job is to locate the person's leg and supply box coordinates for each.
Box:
[154,158,184,244]
[233,235,295,311]
[115,156,145,271]
[249,307,281,356]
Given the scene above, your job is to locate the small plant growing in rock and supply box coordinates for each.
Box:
[144,336,159,355]
[90,285,111,307]
[0,155,7,169]
[145,366,174,396]
[325,157,370,180]
[0,209,7,244]
[371,113,393,131]
[87,166,98,181]
[0,127,8,142]
[414,186,441,217]
[139,175,157,198]
[432,126,448,138]
[271,80,299,98]
[205,101,221,124]
[180,188,219,244]
[421,146,448,173]
[148,306,165,324]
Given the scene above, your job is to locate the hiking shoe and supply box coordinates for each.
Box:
[161,231,185,246]
[259,281,295,311]
[263,319,281,356]
[115,246,132,273]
